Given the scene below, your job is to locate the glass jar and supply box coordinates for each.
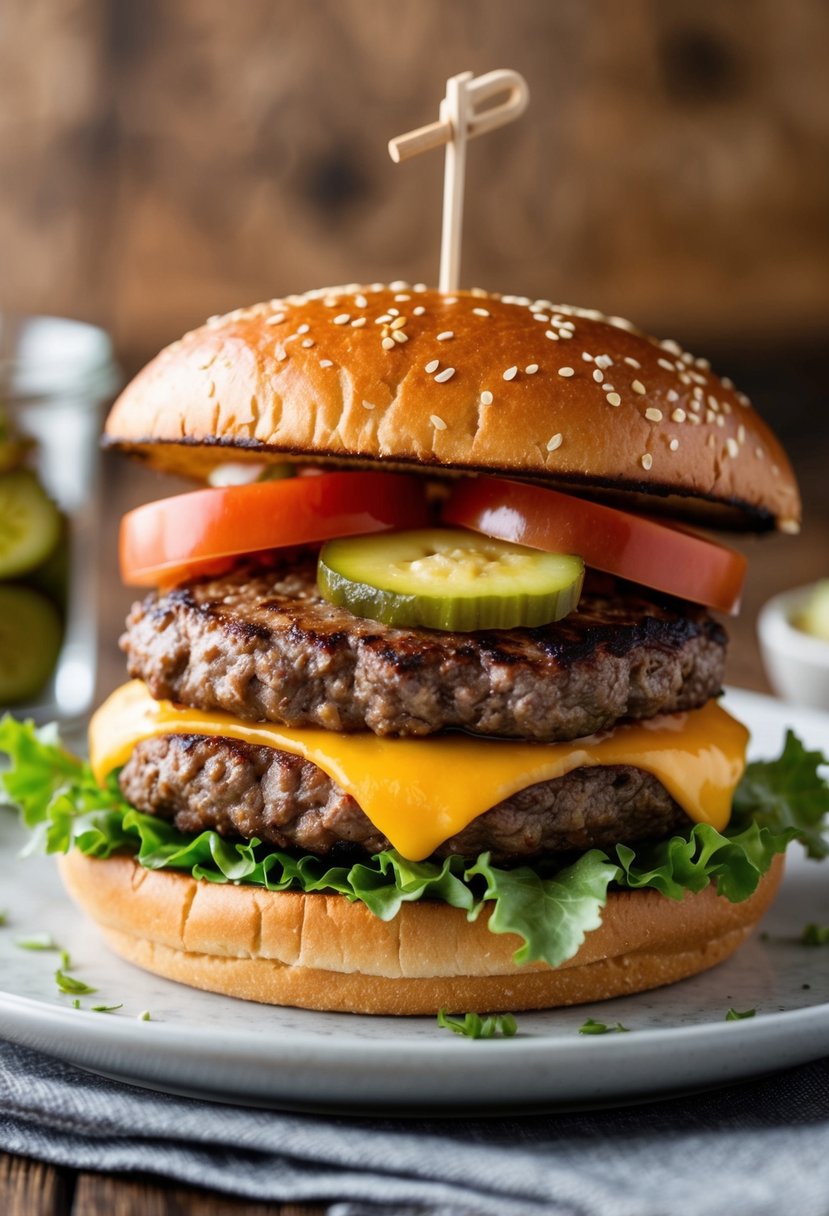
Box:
[0,315,120,724]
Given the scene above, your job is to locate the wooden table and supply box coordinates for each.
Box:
[0,1157,322,1215]
[2,450,827,1214]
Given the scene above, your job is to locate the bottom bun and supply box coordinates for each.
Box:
[58,851,784,1015]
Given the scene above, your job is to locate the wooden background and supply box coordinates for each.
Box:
[1,0,829,364]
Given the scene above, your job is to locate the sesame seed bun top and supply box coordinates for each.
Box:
[104,284,800,532]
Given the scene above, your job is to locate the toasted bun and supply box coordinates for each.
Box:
[104,285,799,532]
[58,851,783,1015]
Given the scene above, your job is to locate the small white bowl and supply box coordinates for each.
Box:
[758,584,829,711]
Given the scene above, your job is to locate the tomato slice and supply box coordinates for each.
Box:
[120,471,430,587]
[443,476,747,613]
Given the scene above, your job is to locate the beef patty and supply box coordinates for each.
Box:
[119,733,690,863]
[121,556,726,741]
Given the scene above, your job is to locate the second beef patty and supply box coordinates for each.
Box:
[119,732,690,863]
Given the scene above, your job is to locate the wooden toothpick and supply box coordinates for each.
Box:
[389,69,530,293]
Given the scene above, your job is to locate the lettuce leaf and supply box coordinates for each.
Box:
[731,729,829,860]
[1,714,826,970]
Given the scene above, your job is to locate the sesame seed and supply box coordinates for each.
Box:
[333,314,350,325]
[375,314,392,324]
[533,314,549,323]
[582,352,594,362]
[503,366,518,381]
[606,392,621,407]
[362,400,375,410]
[525,364,539,375]
[693,386,704,401]
[430,414,447,430]
[679,373,692,385]
[319,359,333,368]
[661,339,682,355]
[721,376,734,389]
[390,280,409,290]
[708,395,719,410]
[545,330,560,341]
[387,308,400,316]
[480,390,494,405]
[657,358,675,372]
[559,320,575,331]
[275,348,288,362]
[434,367,455,383]
[392,330,408,344]
[351,317,366,328]
[595,355,613,370]
[547,433,563,452]
[381,337,396,351]
[632,380,646,395]
[413,306,426,316]
[391,316,407,330]
[669,438,679,451]
[717,416,725,428]
[726,438,739,458]
[671,408,686,422]
[666,389,679,402]
[641,453,653,470]
[445,296,458,304]
[592,369,604,383]
[624,356,641,369]
[602,383,615,392]
[425,359,440,374]
[297,323,310,335]
[645,408,663,422]
[437,330,454,341]
[738,425,746,443]
[265,313,286,325]
[302,338,315,348]
[755,446,764,459]
[558,367,575,377]
[394,293,411,302]
[473,307,490,317]
[560,330,574,339]
[355,294,368,309]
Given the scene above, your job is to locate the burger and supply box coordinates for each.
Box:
[3,284,825,1016]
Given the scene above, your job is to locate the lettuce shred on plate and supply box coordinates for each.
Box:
[0,716,827,969]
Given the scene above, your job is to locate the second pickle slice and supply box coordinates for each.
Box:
[317,528,584,632]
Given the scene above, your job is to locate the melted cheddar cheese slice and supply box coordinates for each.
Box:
[90,681,748,862]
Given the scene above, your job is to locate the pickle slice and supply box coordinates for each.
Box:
[0,585,63,704]
[0,470,61,578]
[318,528,584,631]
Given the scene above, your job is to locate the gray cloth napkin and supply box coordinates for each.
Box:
[1,1039,828,1216]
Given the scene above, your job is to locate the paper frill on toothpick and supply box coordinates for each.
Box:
[389,70,530,293]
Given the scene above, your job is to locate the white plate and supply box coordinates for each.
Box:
[0,688,827,1113]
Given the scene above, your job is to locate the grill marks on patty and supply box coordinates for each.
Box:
[119,733,690,863]
[121,555,727,741]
